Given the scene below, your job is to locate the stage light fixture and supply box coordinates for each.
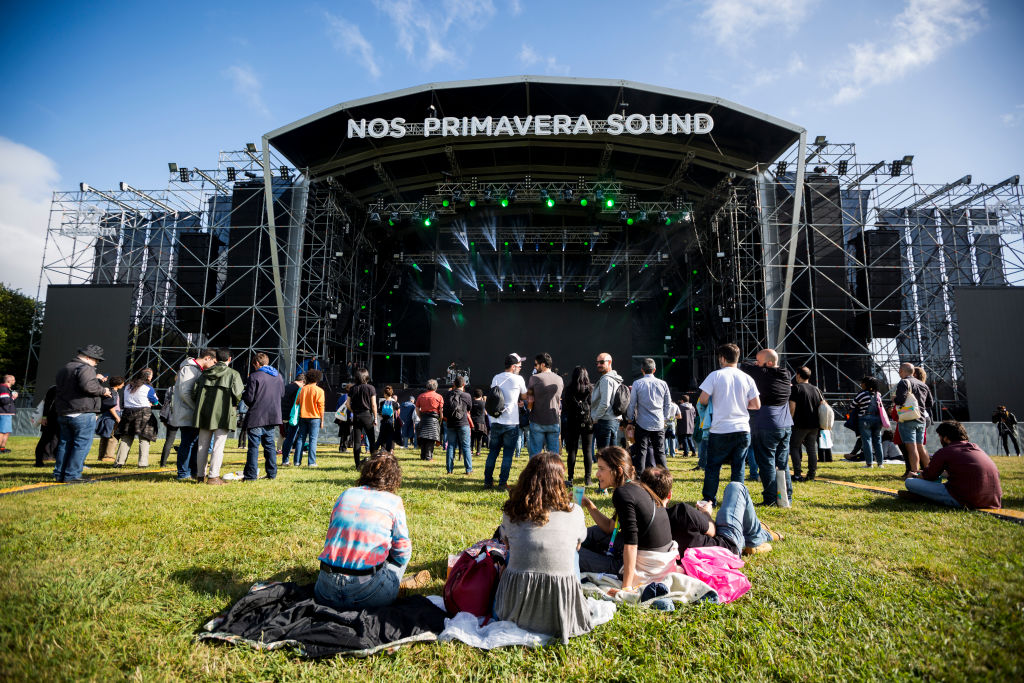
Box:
[369,211,381,223]
[626,218,634,225]
[168,162,178,173]
[442,199,450,207]
[890,160,903,177]
[694,306,700,312]
[902,155,914,165]
[814,135,826,145]
[562,188,573,201]
[580,198,588,207]
[388,211,400,226]
[659,211,670,225]
[681,210,692,222]
[776,161,788,175]
[508,188,517,202]
[500,198,509,207]
[546,197,554,208]
[837,160,848,175]
[484,188,493,202]
[605,197,615,208]
[469,199,477,207]
[637,210,648,223]
[453,189,462,203]
[178,168,190,182]
[279,166,290,179]
[619,210,629,222]
[226,167,236,181]
[246,142,257,153]
[595,189,604,201]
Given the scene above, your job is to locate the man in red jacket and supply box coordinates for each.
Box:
[900,421,1002,509]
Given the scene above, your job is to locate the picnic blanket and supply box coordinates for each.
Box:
[197,582,447,659]
[580,571,720,605]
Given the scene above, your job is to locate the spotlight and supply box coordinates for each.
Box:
[442,199,450,207]
[168,162,178,173]
[178,167,190,182]
[370,211,381,223]
[579,198,588,207]
[484,188,493,202]
[562,188,573,201]
[814,135,826,145]
[605,197,615,208]
[500,197,509,208]
[659,211,670,225]
[245,142,258,153]
[837,160,848,175]
[468,199,477,208]
[279,166,290,179]
[452,189,462,203]
[619,210,629,223]
[902,155,914,165]
[226,167,236,181]
[890,160,903,177]
[389,211,400,226]
[595,189,604,202]
[681,210,692,222]
[637,210,648,223]
[776,161,788,175]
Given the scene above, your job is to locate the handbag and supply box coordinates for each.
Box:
[876,393,891,431]
[817,392,834,430]
[818,429,833,450]
[288,389,301,427]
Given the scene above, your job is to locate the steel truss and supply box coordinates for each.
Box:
[716,141,1023,416]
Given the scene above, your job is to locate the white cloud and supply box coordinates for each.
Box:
[373,0,496,69]
[325,13,382,79]
[223,64,270,117]
[518,43,570,76]
[1000,104,1024,127]
[831,0,985,105]
[701,0,816,46]
[0,137,60,297]
[749,52,806,88]
[509,0,523,14]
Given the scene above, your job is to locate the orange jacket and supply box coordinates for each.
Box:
[298,384,325,419]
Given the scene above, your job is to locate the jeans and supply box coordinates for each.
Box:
[665,431,676,457]
[280,423,300,465]
[593,419,618,450]
[294,418,321,466]
[314,562,404,610]
[175,426,199,479]
[702,431,750,504]
[634,427,667,471]
[859,414,884,467]
[790,427,819,478]
[715,482,773,552]
[528,422,560,456]
[401,419,416,447]
[897,418,926,445]
[682,434,696,455]
[53,413,96,482]
[904,477,963,508]
[245,425,278,479]
[745,446,758,479]
[752,427,792,505]
[485,423,519,487]
[445,424,473,474]
[697,437,707,469]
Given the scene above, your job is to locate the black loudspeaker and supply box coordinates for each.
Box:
[853,229,902,337]
[175,232,223,333]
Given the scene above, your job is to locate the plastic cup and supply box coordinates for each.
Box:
[573,485,585,505]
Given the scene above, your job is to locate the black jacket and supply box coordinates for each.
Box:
[241,366,285,427]
[54,358,107,415]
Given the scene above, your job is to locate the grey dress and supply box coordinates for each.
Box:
[494,505,592,643]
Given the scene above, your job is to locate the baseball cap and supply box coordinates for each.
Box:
[504,353,524,366]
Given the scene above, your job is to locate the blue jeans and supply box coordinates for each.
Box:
[905,478,963,508]
[486,423,519,487]
[702,431,750,504]
[752,427,792,505]
[745,446,759,479]
[715,482,773,552]
[898,419,926,445]
[528,422,560,456]
[245,426,277,479]
[593,419,618,450]
[175,426,199,479]
[697,436,707,469]
[53,413,96,482]
[294,418,321,466]
[446,424,473,474]
[859,414,884,466]
[682,434,696,455]
[281,423,300,465]
[314,562,404,610]
[665,431,676,457]
[400,419,416,447]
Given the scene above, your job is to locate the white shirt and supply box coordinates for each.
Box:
[698,366,759,434]
[490,371,527,426]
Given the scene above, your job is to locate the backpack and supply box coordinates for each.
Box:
[571,393,593,430]
[485,384,506,418]
[381,399,395,418]
[610,379,631,418]
[443,539,508,618]
[445,391,467,422]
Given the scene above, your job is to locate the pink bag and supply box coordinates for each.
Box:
[876,393,892,431]
[682,547,751,604]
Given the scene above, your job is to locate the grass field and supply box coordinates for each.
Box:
[1,434,1023,682]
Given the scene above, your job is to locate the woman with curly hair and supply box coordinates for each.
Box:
[494,451,592,643]
[315,453,426,609]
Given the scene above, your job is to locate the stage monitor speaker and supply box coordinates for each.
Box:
[175,232,223,333]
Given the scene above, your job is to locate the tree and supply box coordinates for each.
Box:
[0,283,41,386]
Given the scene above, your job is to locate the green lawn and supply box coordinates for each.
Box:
[1,435,1023,682]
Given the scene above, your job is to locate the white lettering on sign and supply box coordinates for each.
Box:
[345,113,714,138]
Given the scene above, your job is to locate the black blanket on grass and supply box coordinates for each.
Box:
[197,581,448,659]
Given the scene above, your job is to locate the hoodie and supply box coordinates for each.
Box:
[590,369,624,422]
[241,365,285,427]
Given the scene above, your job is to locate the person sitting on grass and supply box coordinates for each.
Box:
[639,466,782,556]
[900,421,1003,509]
[315,453,428,610]
[494,451,592,643]
[578,446,676,592]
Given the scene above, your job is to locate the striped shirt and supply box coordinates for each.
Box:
[318,486,411,571]
[852,390,876,417]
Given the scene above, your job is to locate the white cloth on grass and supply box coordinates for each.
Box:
[580,570,720,605]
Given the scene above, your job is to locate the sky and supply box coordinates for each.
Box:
[1,0,1022,296]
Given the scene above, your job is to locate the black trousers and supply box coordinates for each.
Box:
[1001,430,1021,455]
[419,438,435,460]
[563,425,594,482]
[351,411,376,466]
[634,426,667,472]
[35,426,59,465]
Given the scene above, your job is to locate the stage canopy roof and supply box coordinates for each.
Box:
[266,76,804,204]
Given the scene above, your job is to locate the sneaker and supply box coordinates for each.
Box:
[308,463,318,468]
[792,474,805,482]
[206,476,226,486]
[742,542,773,556]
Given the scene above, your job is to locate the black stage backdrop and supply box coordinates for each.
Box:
[953,286,1024,420]
[36,285,133,390]
[429,302,632,388]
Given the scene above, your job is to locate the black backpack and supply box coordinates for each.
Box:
[610,380,631,418]
[485,384,506,418]
[445,390,467,422]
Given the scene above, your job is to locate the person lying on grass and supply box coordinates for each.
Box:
[640,466,782,556]
[578,446,677,592]
[315,453,428,610]
[494,451,592,643]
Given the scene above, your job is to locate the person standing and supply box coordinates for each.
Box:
[158,385,176,467]
[740,349,793,506]
[893,362,931,474]
[626,358,673,472]
[414,379,444,462]
[95,376,124,463]
[399,393,418,449]
[991,405,1020,457]
[469,388,488,460]
[563,366,594,486]
[443,376,473,475]
[789,366,823,482]
[33,385,59,467]
[280,373,305,465]
[664,398,681,458]
[377,385,400,456]
[901,421,1002,509]
[241,352,284,481]
[678,396,697,458]
[294,369,326,467]
[852,376,885,469]
[334,385,351,453]
[527,353,563,457]
[698,343,760,505]
[346,368,376,467]
[590,353,623,450]
[0,375,18,454]
[485,353,528,490]
[192,348,244,485]
[169,349,217,481]
[113,368,159,467]
[53,344,111,483]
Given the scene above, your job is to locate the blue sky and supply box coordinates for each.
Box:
[2,0,1022,294]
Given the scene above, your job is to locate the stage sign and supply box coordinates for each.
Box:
[347,113,714,139]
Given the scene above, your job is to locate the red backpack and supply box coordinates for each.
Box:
[443,539,508,618]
